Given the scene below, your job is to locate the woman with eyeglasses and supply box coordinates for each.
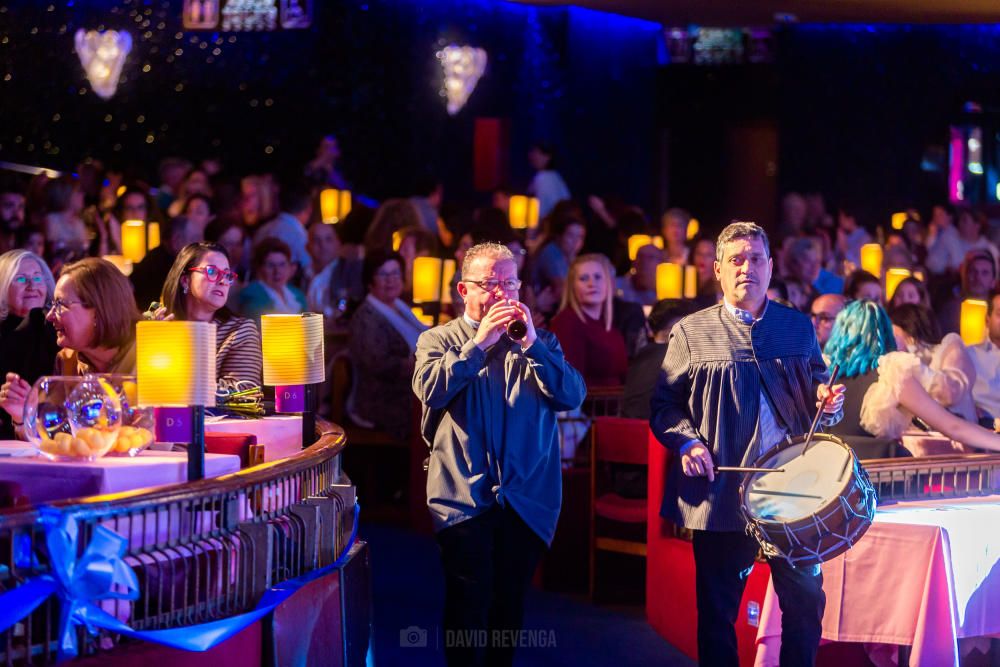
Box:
[347,250,428,439]
[162,242,263,388]
[0,258,140,434]
[0,250,59,438]
[239,237,307,321]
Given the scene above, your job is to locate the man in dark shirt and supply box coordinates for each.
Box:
[130,215,202,309]
[650,221,845,666]
[622,299,696,420]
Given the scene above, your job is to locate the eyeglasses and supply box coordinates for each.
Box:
[811,312,837,324]
[13,274,44,286]
[463,278,522,293]
[47,298,87,316]
[187,265,239,286]
[375,269,402,280]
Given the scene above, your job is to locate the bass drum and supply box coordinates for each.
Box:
[738,433,877,568]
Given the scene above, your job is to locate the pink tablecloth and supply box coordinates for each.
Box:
[205,415,303,461]
[0,450,241,503]
[755,495,1000,667]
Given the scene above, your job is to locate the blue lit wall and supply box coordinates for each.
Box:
[0,0,661,208]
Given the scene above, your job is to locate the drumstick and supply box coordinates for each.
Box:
[802,364,841,455]
[715,466,785,473]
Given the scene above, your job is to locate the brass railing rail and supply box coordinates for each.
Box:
[863,453,1000,503]
[0,419,356,665]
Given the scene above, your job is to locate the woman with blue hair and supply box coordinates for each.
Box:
[825,299,1000,452]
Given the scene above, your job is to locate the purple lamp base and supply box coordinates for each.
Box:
[275,385,306,413]
[154,407,194,443]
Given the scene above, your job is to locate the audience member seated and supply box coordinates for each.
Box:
[1,258,140,434]
[131,215,203,309]
[305,220,339,286]
[550,254,627,387]
[955,207,1000,271]
[530,205,586,318]
[926,202,964,275]
[785,236,844,295]
[363,198,422,254]
[622,299,697,420]
[690,235,719,306]
[825,300,1000,456]
[305,209,368,324]
[205,217,249,310]
[833,205,871,269]
[180,193,215,232]
[527,141,571,219]
[347,250,427,440]
[615,243,659,307]
[0,177,27,253]
[659,208,690,265]
[239,237,307,321]
[0,250,58,438]
[968,289,1000,424]
[810,293,846,349]
[889,302,977,426]
[252,182,314,278]
[888,276,931,310]
[783,277,813,311]
[844,269,883,304]
[162,242,263,388]
[936,248,996,335]
[42,175,88,262]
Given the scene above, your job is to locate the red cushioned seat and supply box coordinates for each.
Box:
[594,492,646,523]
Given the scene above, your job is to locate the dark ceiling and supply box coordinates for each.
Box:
[515,0,1000,26]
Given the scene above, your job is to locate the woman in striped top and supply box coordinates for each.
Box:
[162,242,263,388]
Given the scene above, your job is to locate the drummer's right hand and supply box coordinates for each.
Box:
[680,440,715,482]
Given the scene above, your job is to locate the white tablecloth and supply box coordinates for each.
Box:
[205,415,303,461]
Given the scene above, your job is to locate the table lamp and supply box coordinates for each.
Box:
[320,188,352,224]
[683,265,698,299]
[656,263,683,299]
[261,313,325,448]
[412,257,456,323]
[960,299,989,346]
[121,219,146,264]
[860,244,882,278]
[627,235,664,261]
[147,221,161,250]
[508,195,540,230]
[102,254,133,276]
[136,320,217,481]
[884,268,911,302]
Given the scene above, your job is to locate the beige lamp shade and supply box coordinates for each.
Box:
[884,268,911,301]
[656,263,683,300]
[147,221,161,250]
[136,321,217,407]
[121,220,146,264]
[441,259,456,304]
[261,313,325,386]
[627,234,664,261]
[859,243,882,278]
[683,265,698,299]
[509,195,540,230]
[413,257,447,303]
[891,212,907,231]
[961,299,989,346]
[320,189,352,224]
[687,218,700,241]
[102,254,133,277]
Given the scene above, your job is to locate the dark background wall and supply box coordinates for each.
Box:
[0,0,661,209]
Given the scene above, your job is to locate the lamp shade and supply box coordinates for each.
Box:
[687,218,700,241]
[261,313,325,386]
[136,321,217,407]
[656,263,683,300]
[509,195,539,230]
[102,254,133,277]
[441,259,456,304]
[884,268,911,301]
[891,212,907,231]
[320,188,351,224]
[627,234,664,261]
[121,220,146,264]
[147,221,161,250]
[860,243,882,278]
[413,257,446,303]
[961,299,989,346]
[684,265,698,299]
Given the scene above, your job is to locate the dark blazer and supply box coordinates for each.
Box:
[650,301,840,531]
[0,309,60,438]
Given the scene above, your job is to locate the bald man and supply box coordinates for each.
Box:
[810,293,847,349]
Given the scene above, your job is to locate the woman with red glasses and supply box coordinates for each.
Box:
[162,241,262,387]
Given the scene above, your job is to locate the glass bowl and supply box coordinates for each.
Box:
[96,374,155,456]
[23,375,122,461]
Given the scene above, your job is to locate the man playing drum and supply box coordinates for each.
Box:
[650,221,846,666]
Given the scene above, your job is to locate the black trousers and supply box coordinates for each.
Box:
[692,530,825,667]
[435,504,547,667]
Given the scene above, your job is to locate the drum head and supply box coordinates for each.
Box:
[744,435,855,524]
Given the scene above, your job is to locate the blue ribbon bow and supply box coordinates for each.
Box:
[0,503,360,658]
